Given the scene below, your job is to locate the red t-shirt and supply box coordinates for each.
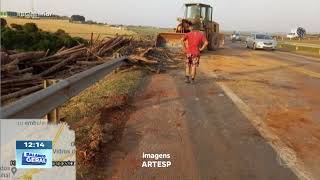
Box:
[183,31,207,56]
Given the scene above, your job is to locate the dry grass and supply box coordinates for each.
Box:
[60,68,144,124]
[58,68,145,178]
[4,17,135,39]
[280,40,320,45]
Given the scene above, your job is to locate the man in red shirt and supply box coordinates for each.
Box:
[181,23,208,83]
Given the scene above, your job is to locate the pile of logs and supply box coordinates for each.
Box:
[1,35,132,102]
[126,41,182,73]
[1,36,183,104]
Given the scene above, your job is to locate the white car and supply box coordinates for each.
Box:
[246,33,277,50]
[287,32,298,39]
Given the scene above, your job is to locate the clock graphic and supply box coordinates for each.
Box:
[16,141,52,169]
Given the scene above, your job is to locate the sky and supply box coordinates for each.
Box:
[1,0,319,33]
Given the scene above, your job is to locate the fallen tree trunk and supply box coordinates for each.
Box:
[36,47,87,62]
[9,51,46,63]
[12,67,33,74]
[0,52,10,65]
[76,61,106,66]
[1,77,41,85]
[39,52,84,77]
[98,36,125,55]
[1,84,43,102]
[32,59,62,66]
[128,55,158,64]
[1,59,20,72]
[56,44,85,55]
[1,87,25,95]
[1,80,42,88]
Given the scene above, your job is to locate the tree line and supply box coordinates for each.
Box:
[1,18,87,53]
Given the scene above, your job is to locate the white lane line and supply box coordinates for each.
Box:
[201,65,314,180]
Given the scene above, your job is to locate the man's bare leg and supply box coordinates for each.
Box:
[191,65,197,83]
[185,63,191,83]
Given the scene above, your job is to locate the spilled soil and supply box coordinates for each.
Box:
[266,108,320,171]
[201,42,320,178]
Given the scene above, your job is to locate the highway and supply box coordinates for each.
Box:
[86,41,320,180]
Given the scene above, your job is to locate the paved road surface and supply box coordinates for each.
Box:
[94,41,320,179]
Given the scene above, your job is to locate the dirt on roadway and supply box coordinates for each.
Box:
[86,40,320,180]
[201,41,320,179]
[85,42,311,179]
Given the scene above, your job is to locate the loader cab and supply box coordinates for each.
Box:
[184,3,213,22]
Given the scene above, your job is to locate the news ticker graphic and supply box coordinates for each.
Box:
[16,141,53,169]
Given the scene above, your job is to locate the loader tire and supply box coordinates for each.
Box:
[208,33,219,51]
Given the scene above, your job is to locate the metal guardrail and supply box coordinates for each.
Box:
[280,42,320,49]
[0,57,127,119]
[275,36,320,41]
[279,42,320,55]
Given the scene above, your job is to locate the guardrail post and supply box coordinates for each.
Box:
[44,79,59,124]
[296,46,299,51]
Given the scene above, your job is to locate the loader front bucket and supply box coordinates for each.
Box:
[155,32,185,48]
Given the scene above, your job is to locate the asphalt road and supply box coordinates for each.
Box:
[88,40,320,180]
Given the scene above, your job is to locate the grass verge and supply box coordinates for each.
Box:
[59,67,145,178]
[278,43,320,57]
[279,40,320,45]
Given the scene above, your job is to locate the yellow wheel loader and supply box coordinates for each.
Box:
[156,3,224,50]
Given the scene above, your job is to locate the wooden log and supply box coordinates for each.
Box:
[99,37,126,55]
[36,46,86,62]
[1,59,20,72]
[39,51,85,77]
[7,50,18,55]
[86,49,104,61]
[32,59,62,66]
[1,80,42,88]
[0,52,10,65]
[12,67,33,74]
[1,84,43,102]
[1,77,41,85]
[93,34,101,45]
[57,46,66,53]
[45,49,50,57]
[1,87,25,95]
[74,56,96,62]
[139,47,153,57]
[128,55,158,64]
[90,32,94,46]
[96,38,117,55]
[9,51,46,62]
[76,61,106,66]
[57,44,85,55]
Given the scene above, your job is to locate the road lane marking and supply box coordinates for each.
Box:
[200,63,315,180]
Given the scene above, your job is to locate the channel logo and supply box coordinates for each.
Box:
[16,140,52,168]
[22,152,48,165]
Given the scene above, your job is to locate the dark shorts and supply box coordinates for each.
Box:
[186,54,200,66]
